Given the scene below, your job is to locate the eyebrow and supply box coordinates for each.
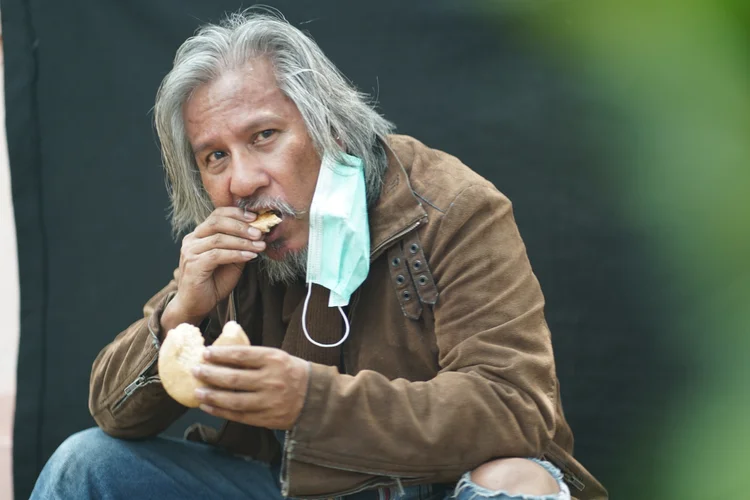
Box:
[191,112,284,157]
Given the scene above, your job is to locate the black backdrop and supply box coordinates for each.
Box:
[3,1,676,498]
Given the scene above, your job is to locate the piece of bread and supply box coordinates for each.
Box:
[249,211,282,233]
[158,321,250,408]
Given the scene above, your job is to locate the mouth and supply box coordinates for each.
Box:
[261,211,283,244]
[262,209,282,219]
[266,223,280,239]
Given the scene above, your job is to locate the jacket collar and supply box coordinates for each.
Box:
[368,135,428,261]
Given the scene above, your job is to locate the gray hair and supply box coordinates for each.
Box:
[154,8,395,235]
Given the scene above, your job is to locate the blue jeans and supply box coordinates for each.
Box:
[31,428,569,500]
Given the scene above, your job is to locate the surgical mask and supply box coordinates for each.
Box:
[302,151,370,348]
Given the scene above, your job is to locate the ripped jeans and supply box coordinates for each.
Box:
[31,428,570,500]
[343,459,570,500]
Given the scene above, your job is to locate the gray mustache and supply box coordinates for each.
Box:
[237,196,305,219]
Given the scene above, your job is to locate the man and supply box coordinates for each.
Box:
[31,11,607,500]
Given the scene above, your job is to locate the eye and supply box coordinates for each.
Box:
[255,129,277,143]
[205,151,227,164]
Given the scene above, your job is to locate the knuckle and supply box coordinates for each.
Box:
[267,379,286,391]
[234,350,250,364]
[227,397,245,411]
[266,350,287,365]
[226,373,240,388]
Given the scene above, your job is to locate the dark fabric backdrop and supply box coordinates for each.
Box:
[3,1,676,498]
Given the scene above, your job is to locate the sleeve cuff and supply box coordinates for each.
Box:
[289,362,339,444]
[147,292,214,350]
[146,291,176,349]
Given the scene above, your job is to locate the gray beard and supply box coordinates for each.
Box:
[257,247,308,286]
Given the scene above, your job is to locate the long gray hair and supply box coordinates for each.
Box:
[154,8,395,236]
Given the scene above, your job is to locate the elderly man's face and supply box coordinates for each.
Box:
[183,57,321,262]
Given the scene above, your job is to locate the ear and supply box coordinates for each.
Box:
[332,129,344,150]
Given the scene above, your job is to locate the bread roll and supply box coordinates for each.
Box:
[249,211,282,233]
[158,321,250,408]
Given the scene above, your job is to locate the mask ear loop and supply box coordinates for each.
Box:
[302,284,351,348]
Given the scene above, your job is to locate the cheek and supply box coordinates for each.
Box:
[275,139,320,207]
[199,172,232,207]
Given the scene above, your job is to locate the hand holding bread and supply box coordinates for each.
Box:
[158,320,250,408]
[158,320,309,430]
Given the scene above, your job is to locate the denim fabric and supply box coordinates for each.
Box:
[31,428,568,500]
[30,428,284,500]
[342,483,451,500]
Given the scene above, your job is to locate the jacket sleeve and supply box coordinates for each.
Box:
[285,185,559,486]
[88,271,221,439]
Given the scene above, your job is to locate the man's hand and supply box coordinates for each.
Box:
[161,207,266,331]
[191,346,310,430]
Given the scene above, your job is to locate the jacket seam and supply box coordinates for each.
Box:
[445,183,497,215]
[413,190,446,214]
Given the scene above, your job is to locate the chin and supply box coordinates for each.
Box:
[257,243,308,285]
[264,238,300,259]
[263,245,287,261]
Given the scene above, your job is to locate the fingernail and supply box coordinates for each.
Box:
[252,240,266,250]
[243,210,256,220]
[241,251,257,259]
[200,404,214,413]
[248,227,262,238]
[203,348,212,360]
[194,389,207,399]
[191,365,201,376]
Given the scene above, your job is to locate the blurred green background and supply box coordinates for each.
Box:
[480,0,750,497]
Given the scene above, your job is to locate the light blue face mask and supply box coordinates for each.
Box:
[302,151,370,348]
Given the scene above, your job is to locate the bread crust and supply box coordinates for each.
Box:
[158,321,250,407]
[249,211,282,233]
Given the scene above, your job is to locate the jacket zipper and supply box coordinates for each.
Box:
[112,355,160,412]
[281,218,426,496]
[541,451,586,493]
[563,471,586,492]
[369,217,425,262]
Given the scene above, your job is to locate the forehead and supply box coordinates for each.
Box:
[183,58,297,144]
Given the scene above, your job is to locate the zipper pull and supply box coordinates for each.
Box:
[123,376,147,396]
[563,471,586,492]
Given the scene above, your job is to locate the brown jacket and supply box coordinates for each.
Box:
[89,135,607,499]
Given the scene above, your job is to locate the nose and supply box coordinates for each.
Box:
[229,151,271,200]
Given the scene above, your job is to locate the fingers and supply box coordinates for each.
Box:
[194,387,266,411]
[202,345,283,368]
[192,207,264,240]
[195,389,296,430]
[188,233,266,255]
[182,248,258,271]
[192,348,310,431]
[191,363,268,391]
[181,209,266,266]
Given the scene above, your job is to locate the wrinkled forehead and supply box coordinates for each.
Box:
[182,59,302,149]
[185,58,281,116]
